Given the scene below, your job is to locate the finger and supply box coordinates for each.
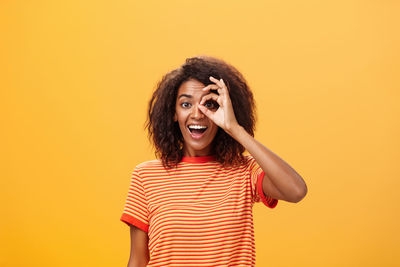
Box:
[219,78,229,94]
[203,84,225,98]
[217,87,224,96]
[200,93,222,106]
[209,76,228,96]
[198,104,214,119]
[209,76,224,88]
[202,84,219,92]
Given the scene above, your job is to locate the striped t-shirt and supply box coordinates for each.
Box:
[120,155,278,266]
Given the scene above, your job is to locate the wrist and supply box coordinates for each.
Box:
[227,124,246,140]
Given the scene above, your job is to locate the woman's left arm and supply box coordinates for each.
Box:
[199,76,307,203]
[230,126,307,203]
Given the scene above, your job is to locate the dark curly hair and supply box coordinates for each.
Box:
[146,55,256,169]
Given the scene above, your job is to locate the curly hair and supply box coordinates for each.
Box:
[146,55,256,169]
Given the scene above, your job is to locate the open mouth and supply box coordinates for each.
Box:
[187,125,208,138]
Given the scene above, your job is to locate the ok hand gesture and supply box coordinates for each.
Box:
[198,76,240,135]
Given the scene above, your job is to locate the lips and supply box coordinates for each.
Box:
[187,124,208,139]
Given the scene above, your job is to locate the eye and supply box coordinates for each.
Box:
[204,100,219,110]
[181,102,191,108]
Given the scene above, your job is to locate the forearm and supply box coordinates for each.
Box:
[128,225,150,267]
[128,258,148,267]
[128,248,149,267]
[229,125,307,202]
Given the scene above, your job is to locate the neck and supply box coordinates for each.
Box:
[183,146,212,157]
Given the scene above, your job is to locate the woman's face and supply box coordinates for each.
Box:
[174,79,219,157]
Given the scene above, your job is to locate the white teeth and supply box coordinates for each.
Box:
[188,125,207,130]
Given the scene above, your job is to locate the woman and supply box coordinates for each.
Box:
[121,56,307,267]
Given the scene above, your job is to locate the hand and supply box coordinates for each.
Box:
[198,76,240,135]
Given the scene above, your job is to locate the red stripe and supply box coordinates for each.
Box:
[257,171,278,208]
[120,155,278,267]
[120,213,148,233]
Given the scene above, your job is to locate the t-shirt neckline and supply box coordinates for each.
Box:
[181,155,216,163]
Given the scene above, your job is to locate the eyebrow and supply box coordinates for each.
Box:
[178,94,192,99]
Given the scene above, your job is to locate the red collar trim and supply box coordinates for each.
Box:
[181,155,216,163]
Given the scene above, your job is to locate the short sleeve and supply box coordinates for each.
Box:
[247,155,278,209]
[120,166,149,232]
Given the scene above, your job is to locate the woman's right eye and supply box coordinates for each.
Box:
[181,102,191,108]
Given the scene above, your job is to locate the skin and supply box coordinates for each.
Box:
[174,79,219,157]
[199,76,308,203]
[128,226,149,267]
[128,76,308,266]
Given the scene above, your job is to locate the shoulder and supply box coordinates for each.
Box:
[134,159,164,172]
[240,154,259,171]
[243,154,253,161]
[130,159,166,181]
[243,154,256,165]
[136,159,162,168]
[220,155,255,171]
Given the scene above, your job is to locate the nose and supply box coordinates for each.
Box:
[190,104,205,120]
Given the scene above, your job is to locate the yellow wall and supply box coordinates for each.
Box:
[1,0,399,266]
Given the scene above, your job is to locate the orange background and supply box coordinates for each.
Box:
[1,0,399,266]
